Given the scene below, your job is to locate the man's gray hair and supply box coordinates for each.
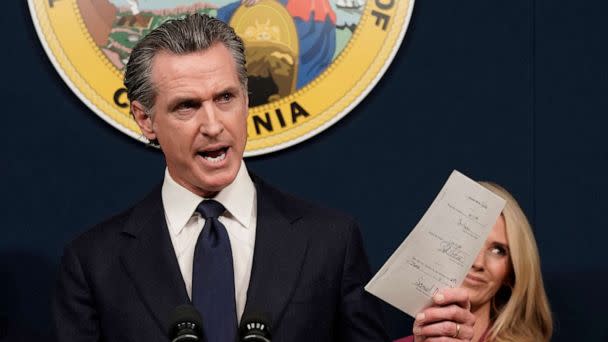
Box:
[124,13,247,115]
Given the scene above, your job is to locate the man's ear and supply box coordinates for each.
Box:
[131,101,156,141]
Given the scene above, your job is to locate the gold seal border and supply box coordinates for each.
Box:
[28,0,141,137]
[246,0,414,155]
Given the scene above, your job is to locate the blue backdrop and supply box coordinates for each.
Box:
[1,1,607,340]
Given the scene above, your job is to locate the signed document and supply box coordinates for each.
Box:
[365,171,506,317]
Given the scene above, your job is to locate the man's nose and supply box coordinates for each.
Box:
[199,104,224,137]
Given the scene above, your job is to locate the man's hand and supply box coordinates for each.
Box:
[412,288,476,342]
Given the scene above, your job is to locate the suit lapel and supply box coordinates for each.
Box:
[244,180,309,328]
[120,187,189,334]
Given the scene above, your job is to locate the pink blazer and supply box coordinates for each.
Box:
[394,337,414,342]
[396,329,489,342]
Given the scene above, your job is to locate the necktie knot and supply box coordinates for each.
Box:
[196,200,225,220]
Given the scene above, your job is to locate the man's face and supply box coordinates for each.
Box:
[132,43,248,197]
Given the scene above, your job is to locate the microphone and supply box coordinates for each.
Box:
[168,304,203,342]
[239,312,272,342]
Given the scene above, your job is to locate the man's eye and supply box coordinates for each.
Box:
[217,92,234,103]
[175,101,198,111]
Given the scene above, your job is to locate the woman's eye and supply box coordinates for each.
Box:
[490,246,507,256]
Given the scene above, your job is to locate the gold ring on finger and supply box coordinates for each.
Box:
[453,323,460,338]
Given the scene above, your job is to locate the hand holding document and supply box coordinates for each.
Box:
[365,171,506,317]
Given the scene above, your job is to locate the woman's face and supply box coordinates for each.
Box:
[463,215,512,311]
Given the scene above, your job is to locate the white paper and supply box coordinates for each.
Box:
[365,170,506,317]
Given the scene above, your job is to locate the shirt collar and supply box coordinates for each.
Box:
[161,161,255,237]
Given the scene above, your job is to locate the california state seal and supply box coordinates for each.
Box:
[29,0,414,156]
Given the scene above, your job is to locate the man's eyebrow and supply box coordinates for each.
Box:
[165,85,242,106]
[214,86,241,96]
[167,96,200,108]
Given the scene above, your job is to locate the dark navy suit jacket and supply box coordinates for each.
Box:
[53,176,389,341]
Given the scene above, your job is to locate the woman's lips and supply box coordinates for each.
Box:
[464,273,487,285]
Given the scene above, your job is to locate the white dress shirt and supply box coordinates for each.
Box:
[161,162,257,322]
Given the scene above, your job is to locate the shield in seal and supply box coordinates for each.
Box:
[230,1,300,106]
[28,0,414,156]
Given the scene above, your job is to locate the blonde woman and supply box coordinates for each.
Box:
[396,182,553,342]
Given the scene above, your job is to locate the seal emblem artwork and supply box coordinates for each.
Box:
[29,0,414,155]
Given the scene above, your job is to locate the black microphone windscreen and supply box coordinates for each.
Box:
[168,304,203,342]
[239,312,272,342]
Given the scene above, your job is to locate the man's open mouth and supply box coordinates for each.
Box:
[198,147,228,163]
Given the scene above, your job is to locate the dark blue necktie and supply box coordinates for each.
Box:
[192,200,237,342]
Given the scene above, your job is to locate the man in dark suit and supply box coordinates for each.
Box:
[53,14,475,342]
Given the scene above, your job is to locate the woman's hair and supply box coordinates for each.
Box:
[478,182,553,342]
